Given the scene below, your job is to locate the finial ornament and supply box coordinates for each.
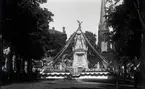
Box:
[77,20,83,28]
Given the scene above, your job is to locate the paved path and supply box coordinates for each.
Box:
[1,79,144,89]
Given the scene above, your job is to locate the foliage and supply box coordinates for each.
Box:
[1,0,54,82]
[84,31,97,56]
[46,32,67,57]
[106,1,143,61]
[2,0,54,60]
[0,35,3,70]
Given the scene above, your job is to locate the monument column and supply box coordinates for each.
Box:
[72,21,88,74]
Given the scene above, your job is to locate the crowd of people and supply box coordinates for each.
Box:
[109,62,142,88]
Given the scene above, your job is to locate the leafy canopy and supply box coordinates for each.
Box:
[2,0,54,60]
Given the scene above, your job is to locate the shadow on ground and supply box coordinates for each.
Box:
[55,88,97,89]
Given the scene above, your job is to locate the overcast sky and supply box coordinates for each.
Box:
[40,0,102,43]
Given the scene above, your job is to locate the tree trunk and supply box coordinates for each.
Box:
[139,0,145,85]
[133,0,145,85]
[20,58,25,73]
[140,30,145,84]
[7,50,13,81]
[15,55,21,81]
[123,59,127,78]
[27,59,32,80]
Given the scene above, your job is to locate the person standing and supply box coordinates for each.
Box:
[134,67,141,88]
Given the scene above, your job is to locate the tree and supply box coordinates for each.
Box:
[106,0,145,79]
[0,35,3,82]
[107,1,142,59]
[84,31,97,56]
[1,0,54,81]
[46,32,67,57]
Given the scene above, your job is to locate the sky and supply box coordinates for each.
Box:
[40,0,102,43]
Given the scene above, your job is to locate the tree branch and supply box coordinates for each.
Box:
[133,1,145,30]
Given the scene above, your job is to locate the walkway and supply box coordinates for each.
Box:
[1,78,144,89]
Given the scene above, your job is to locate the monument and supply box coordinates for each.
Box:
[41,21,110,79]
[72,21,88,74]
